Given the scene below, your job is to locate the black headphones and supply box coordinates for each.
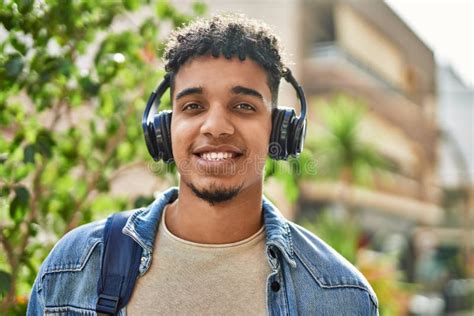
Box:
[142,69,307,163]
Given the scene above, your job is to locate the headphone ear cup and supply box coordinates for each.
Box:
[160,111,173,163]
[287,115,299,155]
[290,118,306,156]
[269,109,285,159]
[269,108,295,160]
[152,110,173,163]
[152,113,165,161]
[144,117,159,161]
[285,115,307,157]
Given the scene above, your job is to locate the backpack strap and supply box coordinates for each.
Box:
[96,210,143,315]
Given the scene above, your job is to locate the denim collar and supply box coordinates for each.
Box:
[123,187,296,267]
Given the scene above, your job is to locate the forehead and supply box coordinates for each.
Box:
[173,55,271,98]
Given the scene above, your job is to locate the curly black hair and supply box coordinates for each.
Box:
[164,14,287,105]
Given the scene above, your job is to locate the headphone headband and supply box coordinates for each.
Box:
[143,73,171,125]
[282,69,307,122]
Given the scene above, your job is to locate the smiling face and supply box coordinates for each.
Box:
[171,55,273,204]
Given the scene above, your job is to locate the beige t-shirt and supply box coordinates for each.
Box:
[127,206,272,315]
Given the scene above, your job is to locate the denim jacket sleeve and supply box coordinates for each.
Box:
[27,219,106,315]
[27,275,45,315]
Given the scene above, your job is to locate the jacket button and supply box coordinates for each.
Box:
[271,281,281,292]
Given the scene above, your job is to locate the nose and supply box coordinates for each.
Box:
[200,105,235,138]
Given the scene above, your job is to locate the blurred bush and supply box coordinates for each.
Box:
[0,0,204,312]
[310,95,391,185]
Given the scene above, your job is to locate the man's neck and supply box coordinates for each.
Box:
[164,182,264,244]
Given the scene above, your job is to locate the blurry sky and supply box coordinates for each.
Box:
[385,0,474,87]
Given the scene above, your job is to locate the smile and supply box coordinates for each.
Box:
[192,144,244,164]
[199,152,235,161]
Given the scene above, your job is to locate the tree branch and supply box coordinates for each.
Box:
[1,91,68,311]
[65,95,139,232]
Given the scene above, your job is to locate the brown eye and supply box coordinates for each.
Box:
[235,103,255,111]
[183,103,203,111]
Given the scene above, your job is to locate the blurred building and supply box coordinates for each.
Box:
[437,64,473,196]
[433,64,474,275]
[299,0,443,228]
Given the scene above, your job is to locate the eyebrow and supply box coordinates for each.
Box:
[175,85,264,102]
[175,87,203,100]
[232,86,264,101]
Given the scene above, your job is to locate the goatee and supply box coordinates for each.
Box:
[186,181,243,206]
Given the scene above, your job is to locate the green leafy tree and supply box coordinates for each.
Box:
[310,94,392,218]
[0,0,205,313]
[315,95,389,184]
[300,210,359,263]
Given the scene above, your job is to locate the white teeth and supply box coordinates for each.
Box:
[199,152,235,161]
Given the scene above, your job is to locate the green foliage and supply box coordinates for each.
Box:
[300,210,359,263]
[0,270,11,297]
[0,0,205,312]
[264,148,318,203]
[155,0,198,27]
[311,94,392,187]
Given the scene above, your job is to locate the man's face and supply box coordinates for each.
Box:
[171,55,273,204]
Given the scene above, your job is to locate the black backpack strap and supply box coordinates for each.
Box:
[96,210,143,315]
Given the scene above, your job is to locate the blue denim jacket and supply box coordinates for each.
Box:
[27,187,378,315]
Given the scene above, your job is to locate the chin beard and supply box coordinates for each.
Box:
[185,181,243,206]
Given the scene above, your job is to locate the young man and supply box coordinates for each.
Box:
[28,15,378,315]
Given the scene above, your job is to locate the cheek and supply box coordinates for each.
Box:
[244,132,270,178]
[170,118,193,156]
[252,118,272,146]
[244,119,272,159]
[170,119,195,176]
